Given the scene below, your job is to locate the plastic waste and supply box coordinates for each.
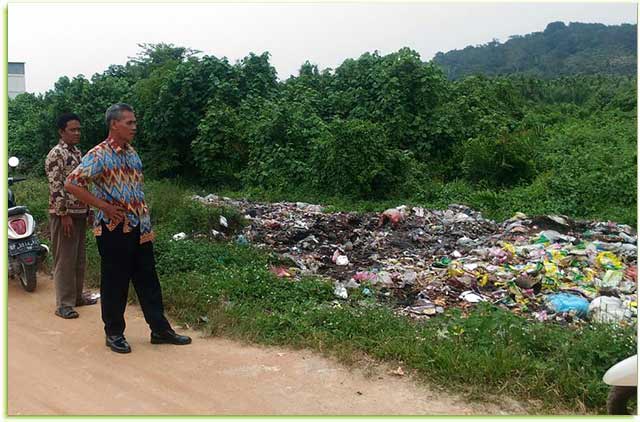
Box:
[345,279,360,289]
[402,271,417,285]
[432,257,452,268]
[219,215,228,228]
[459,291,485,303]
[537,230,575,243]
[172,232,187,241]
[545,293,589,318]
[333,283,348,299]
[269,266,292,278]
[336,255,349,266]
[589,296,628,324]
[625,266,637,282]
[353,271,377,283]
[379,208,405,226]
[190,193,637,325]
[596,270,624,290]
[413,207,425,218]
[377,271,393,286]
[597,252,624,270]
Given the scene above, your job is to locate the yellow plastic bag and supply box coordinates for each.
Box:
[502,242,516,256]
[544,260,560,281]
[447,262,465,277]
[596,251,623,270]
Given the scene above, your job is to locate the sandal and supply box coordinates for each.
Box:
[55,306,79,319]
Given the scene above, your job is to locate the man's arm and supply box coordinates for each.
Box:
[45,149,74,237]
[64,182,124,223]
[64,149,125,224]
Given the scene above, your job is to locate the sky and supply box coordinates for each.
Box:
[8,2,638,94]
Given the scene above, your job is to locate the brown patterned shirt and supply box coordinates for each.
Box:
[45,140,88,216]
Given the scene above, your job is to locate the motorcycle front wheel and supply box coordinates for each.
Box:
[607,386,637,415]
[19,262,37,292]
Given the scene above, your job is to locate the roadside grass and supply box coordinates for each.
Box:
[17,178,638,414]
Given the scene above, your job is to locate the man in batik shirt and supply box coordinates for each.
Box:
[45,113,97,320]
[65,103,191,354]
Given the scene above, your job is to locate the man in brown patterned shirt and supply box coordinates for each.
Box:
[45,113,97,319]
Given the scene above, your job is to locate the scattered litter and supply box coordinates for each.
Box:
[190,194,637,327]
[353,271,378,283]
[334,283,348,299]
[336,255,350,266]
[172,232,187,241]
[270,266,292,278]
[596,270,624,290]
[390,367,405,376]
[379,208,406,227]
[460,291,485,303]
[589,296,629,324]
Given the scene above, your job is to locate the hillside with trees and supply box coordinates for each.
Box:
[433,22,637,79]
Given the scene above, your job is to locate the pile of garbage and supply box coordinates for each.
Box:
[189,194,637,326]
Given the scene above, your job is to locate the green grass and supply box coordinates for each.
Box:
[17,178,638,414]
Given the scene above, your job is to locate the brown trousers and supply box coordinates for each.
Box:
[50,214,87,308]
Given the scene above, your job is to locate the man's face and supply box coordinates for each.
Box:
[111,110,137,143]
[59,119,81,145]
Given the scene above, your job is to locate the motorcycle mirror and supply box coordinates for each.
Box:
[8,157,19,168]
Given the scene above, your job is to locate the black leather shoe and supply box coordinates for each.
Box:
[150,329,192,345]
[105,335,132,353]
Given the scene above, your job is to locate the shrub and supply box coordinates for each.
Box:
[310,119,417,199]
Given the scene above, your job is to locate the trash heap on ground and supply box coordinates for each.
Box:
[189,194,637,326]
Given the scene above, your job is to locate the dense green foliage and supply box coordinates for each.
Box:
[14,178,636,414]
[433,22,637,79]
[8,31,637,224]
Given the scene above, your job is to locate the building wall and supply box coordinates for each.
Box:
[9,75,26,99]
[8,62,26,99]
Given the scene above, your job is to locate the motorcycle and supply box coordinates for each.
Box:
[603,354,637,414]
[8,156,48,292]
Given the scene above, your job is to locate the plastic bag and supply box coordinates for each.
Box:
[588,296,627,323]
[545,293,589,318]
[596,251,623,270]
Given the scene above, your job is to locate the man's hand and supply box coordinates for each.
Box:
[101,203,126,225]
[61,215,73,238]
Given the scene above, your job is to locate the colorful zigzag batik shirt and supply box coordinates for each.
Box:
[67,138,154,244]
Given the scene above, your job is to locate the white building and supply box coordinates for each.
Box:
[8,62,26,98]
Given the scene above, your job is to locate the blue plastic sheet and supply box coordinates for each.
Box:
[546,293,589,318]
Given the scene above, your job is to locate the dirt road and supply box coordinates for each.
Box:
[7,274,526,415]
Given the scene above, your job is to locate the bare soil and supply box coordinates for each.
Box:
[7,274,526,415]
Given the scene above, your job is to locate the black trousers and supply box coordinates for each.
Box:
[96,223,171,336]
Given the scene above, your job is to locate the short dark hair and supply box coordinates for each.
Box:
[56,113,81,131]
[105,103,134,128]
